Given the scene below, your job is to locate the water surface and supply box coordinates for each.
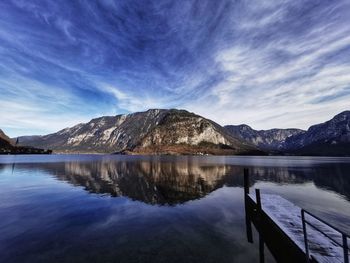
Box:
[0,155,350,262]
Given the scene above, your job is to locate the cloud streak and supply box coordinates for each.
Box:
[0,0,350,136]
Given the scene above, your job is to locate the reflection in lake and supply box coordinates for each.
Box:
[252,166,350,201]
[7,159,350,204]
[53,161,238,204]
[0,155,350,263]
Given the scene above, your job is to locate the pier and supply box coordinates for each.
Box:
[243,168,350,263]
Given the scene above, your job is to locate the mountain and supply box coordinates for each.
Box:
[0,129,51,154]
[18,109,262,155]
[224,125,305,151]
[284,111,350,156]
[225,111,350,156]
[0,129,12,143]
[12,109,350,156]
[0,129,14,153]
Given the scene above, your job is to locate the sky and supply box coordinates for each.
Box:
[1,0,350,137]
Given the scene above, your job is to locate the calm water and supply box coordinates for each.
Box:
[0,155,350,263]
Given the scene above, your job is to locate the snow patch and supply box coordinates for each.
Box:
[102,127,116,141]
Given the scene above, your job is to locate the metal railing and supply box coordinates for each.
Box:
[301,209,349,263]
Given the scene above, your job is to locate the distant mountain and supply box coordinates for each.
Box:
[0,129,51,154]
[225,111,350,156]
[18,109,262,155]
[284,111,350,156]
[16,109,350,156]
[224,124,305,151]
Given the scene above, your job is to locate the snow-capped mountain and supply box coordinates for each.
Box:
[283,111,350,156]
[225,111,350,156]
[16,109,350,156]
[18,109,259,155]
[224,124,305,151]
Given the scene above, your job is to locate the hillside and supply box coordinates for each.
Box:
[0,129,51,154]
[284,111,350,156]
[224,125,304,151]
[18,109,262,155]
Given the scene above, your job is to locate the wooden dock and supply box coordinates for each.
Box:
[243,169,349,263]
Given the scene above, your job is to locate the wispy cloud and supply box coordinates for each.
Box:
[184,0,350,129]
[99,84,175,113]
[0,0,350,136]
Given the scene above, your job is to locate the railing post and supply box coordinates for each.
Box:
[254,188,264,263]
[343,234,349,263]
[259,233,265,263]
[301,209,310,263]
[255,189,261,211]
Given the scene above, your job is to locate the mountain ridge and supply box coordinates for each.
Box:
[224,110,350,156]
[17,109,261,155]
[0,129,51,154]
[224,124,305,151]
[284,110,350,156]
[12,109,350,156]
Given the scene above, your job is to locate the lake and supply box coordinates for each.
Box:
[0,155,350,263]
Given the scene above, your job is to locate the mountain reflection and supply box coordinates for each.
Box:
[3,159,350,204]
[251,166,350,200]
[55,161,242,204]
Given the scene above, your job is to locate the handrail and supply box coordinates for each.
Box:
[302,209,350,237]
[304,217,345,248]
[301,209,349,263]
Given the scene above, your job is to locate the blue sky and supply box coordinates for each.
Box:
[1,0,350,136]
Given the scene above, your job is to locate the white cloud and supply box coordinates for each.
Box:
[99,84,173,113]
[182,12,350,129]
[1,0,350,135]
[0,75,110,137]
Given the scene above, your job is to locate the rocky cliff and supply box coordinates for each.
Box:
[225,111,350,156]
[284,111,350,156]
[224,125,304,151]
[18,109,261,155]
